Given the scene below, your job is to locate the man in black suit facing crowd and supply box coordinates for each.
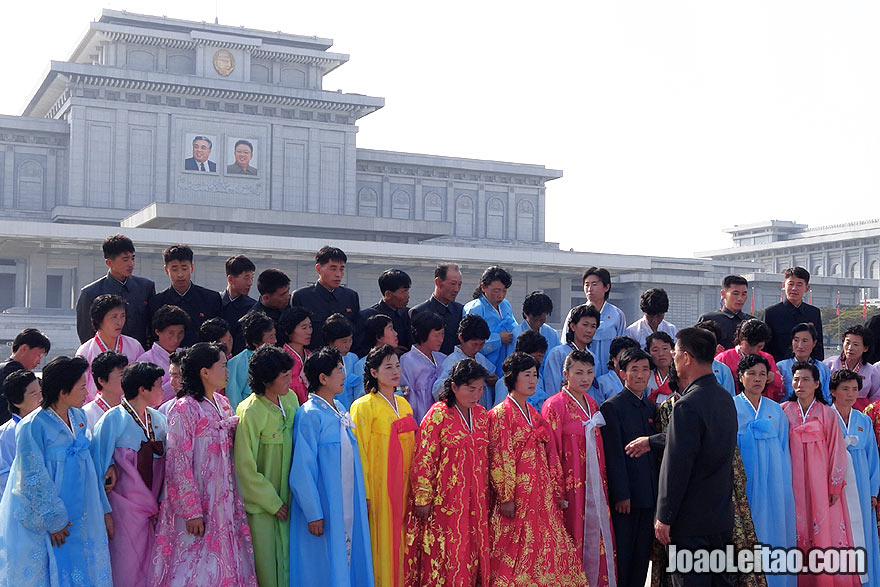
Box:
[410,263,464,355]
[655,327,737,587]
[761,266,824,362]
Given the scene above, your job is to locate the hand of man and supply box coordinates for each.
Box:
[308,520,324,536]
[276,504,289,522]
[625,437,650,458]
[655,520,671,545]
[186,517,205,537]
[615,499,631,515]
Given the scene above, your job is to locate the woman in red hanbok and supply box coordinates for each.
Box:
[865,401,880,542]
[405,358,492,587]
[542,349,616,587]
[781,361,858,587]
[488,352,587,587]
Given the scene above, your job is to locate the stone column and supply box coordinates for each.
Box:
[26,253,48,309]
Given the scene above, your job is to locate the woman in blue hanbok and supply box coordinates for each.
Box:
[830,369,880,587]
[0,355,113,587]
[289,346,373,587]
[734,354,796,587]
[463,266,517,376]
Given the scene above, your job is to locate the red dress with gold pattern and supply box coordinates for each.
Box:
[404,401,490,586]
[487,397,587,587]
[542,389,616,587]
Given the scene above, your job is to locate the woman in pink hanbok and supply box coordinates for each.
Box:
[781,361,859,587]
[149,342,257,586]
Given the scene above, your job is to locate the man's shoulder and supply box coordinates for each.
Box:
[291,284,315,300]
[191,283,222,301]
[698,310,727,321]
[80,274,110,294]
[762,302,785,316]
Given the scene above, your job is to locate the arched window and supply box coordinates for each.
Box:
[250,63,271,83]
[167,53,195,74]
[486,198,505,239]
[813,265,824,277]
[831,263,842,276]
[358,188,378,217]
[850,261,861,279]
[280,67,306,88]
[16,160,44,210]
[871,260,879,280]
[127,49,155,71]
[455,196,474,237]
[391,190,411,219]
[424,193,443,221]
[516,200,535,241]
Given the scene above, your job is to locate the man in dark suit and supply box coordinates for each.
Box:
[655,327,737,587]
[761,266,824,362]
[149,244,222,348]
[76,234,155,348]
[248,268,290,329]
[355,269,413,356]
[599,348,665,587]
[220,255,256,355]
[0,328,50,424]
[290,246,360,351]
[697,275,754,350]
[410,262,464,355]
[184,135,216,172]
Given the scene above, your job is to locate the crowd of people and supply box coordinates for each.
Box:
[0,233,878,587]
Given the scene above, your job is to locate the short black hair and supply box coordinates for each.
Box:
[582,267,612,300]
[694,320,722,345]
[564,349,595,372]
[163,244,193,264]
[458,314,490,343]
[277,306,312,344]
[152,304,191,333]
[787,360,826,403]
[566,304,601,344]
[40,356,89,409]
[225,255,255,276]
[502,352,539,392]
[11,328,50,353]
[363,345,398,394]
[91,351,129,391]
[102,234,135,259]
[248,345,294,395]
[169,350,185,367]
[121,362,165,401]
[515,330,548,355]
[675,328,716,364]
[830,368,863,392]
[522,291,553,319]
[645,331,675,352]
[607,336,641,370]
[256,268,290,296]
[734,319,772,347]
[364,314,394,347]
[438,358,489,407]
[791,322,818,342]
[315,246,347,265]
[3,369,37,415]
[435,263,460,281]
[322,313,353,344]
[639,288,669,316]
[475,266,512,299]
[234,139,253,152]
[842,325,872,365]
[90,294,127,331]
[410,311,445,345]
[618,348,651,372]
[304,346,344,393]
[239,311,276,350]
[783,266,810,284]
[736,353,770,380]
[722,275,748,289]
[192,135,212,148]
[199,317,230,343]
[377,269,411,295]
[178,342,225,401]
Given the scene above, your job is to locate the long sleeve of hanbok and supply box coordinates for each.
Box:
[89,413,122,494]
[867,424,880,499]
[488,408,516,504]
[164,402,203,520]
[350,400,375,503]
[289,410,324,523]
[234,408,283,516]
[542,418,565,502]
[824,413,847,497]
[9,420,69,534]
[409,407,442,508]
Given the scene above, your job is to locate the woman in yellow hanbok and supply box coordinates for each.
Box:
[351,344,418,587]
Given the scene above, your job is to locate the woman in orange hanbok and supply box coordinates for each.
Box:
[542,349,616,587]
[351,345,418,587]
[405,358,491,587]
[488,352,587,587]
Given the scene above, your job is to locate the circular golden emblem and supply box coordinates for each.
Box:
[212,49,235,76]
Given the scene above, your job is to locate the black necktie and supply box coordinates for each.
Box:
[199,162,206,172]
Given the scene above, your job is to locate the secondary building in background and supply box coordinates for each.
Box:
[0,11,872,357]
